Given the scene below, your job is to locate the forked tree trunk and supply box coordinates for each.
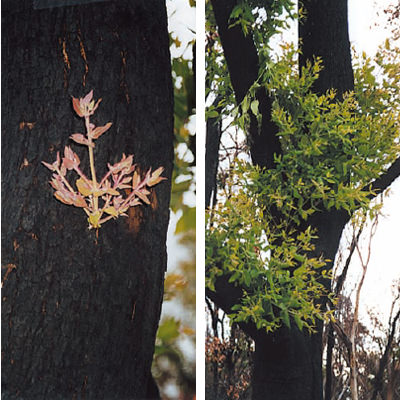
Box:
[1,1,173,399]
[208,0,354,399]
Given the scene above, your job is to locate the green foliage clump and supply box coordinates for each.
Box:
[206,41,400,333]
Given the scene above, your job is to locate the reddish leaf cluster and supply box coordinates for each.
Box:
[205,334,252,400]
[42,90,166,230]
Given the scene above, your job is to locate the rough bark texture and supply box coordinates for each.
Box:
[1,1,173,399]
[299,0,354,97]
[205,96,222,209]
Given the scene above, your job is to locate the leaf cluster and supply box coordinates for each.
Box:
[43,91,165,230]
[206,41,400,333]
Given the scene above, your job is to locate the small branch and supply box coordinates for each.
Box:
[349,215,378,400]
[371,298,400,400]
[367,156,400,200]
[55,166,76,194]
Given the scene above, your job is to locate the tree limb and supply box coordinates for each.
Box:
[210,0,281,168]
[206,96,223,209]
[206,276,259,340]
[367,156,400,200]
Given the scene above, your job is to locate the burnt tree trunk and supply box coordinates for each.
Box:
[1,1,173,399]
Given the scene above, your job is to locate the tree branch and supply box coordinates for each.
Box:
[367,156,400,200]
[210,0,281,168]
[206,275,259,340]
[206,96,223,209]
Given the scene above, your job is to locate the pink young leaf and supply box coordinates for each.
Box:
[49,176,65,191]
[72,91,101,118]
[42,151,61,172]
[108,154,134,175]
[131,171,141,189]
[113,196,124,209]
[70,133,93,147]
[73,195,87,208]
[91,122,112,139]
[72,97,84,117]
[42,160,56,171]
[60,164,67,177]
[147,167,166,187]
[119,206,129,216]
[129,198,141,207]
[82,90,93,106]
[91,98,102,115]
[134,190,150,205]
[54,190,74,205]
[63,146,80,170]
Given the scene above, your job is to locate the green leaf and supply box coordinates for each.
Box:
[281,309,291,328]
[175,206,195,234]
[294,314,303,331]
[76,178,92,197]
[157,317,180,343]
[250,99,259,116]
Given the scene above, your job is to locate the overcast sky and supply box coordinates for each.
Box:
[345,0,400,326]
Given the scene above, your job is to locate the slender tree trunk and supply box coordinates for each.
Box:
[1,1,173,399]
[205,96,222,209]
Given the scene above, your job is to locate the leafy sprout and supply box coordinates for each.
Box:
[43,90,166,230]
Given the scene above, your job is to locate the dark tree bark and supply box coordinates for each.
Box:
[205,96,222,209]
[299,0,354,98]
[207,1,400,399]
[210,0,281,169]
[1,1,173,399]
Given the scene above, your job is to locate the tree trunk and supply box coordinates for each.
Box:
[1,1,173,399]
[250,0,355,395]
[250,325,323,400]
[299,0,354,97]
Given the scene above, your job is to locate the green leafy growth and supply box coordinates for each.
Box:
[206,41,400,333]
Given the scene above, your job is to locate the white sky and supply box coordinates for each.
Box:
[345,0,400,327]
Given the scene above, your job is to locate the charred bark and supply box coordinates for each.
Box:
[299,0,354,97]
[205,96,222,209]
[2,1,173,399]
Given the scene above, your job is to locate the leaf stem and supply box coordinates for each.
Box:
[55,167,76,194]
[85,115,99,211]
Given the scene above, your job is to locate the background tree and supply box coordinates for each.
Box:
[205,302,253,400]
[151,1,196,398]
[2,1,173,398]
[205,1,400,399]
